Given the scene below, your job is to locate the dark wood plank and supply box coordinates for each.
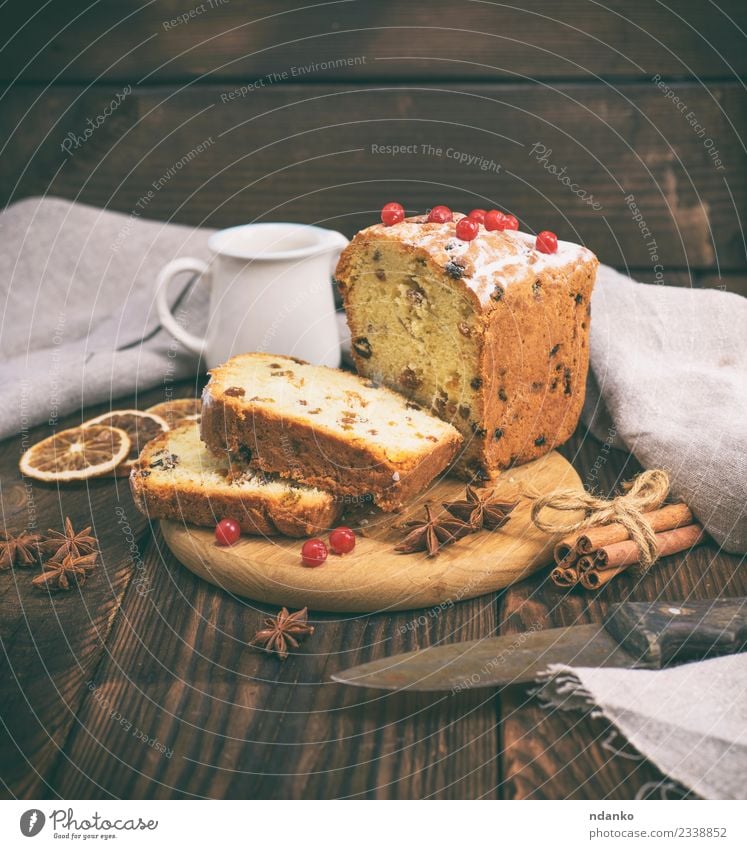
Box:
[0,419,144,798]
[1,83,745,269]
[0,384,203,799]
[499,431,747,800]
[696,272,747,298]
[2,0,746,83]
[50,523,500,799]
[3,386,743,799]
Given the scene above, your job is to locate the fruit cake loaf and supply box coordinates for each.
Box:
[335,212,598,480]
[200,353,462,511]
[130,422,341,537]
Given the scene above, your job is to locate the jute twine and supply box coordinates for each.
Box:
[530,469,671,571]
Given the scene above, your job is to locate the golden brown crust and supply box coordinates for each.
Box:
[337,218,599,481]
[200,356,462,512]
[471,257,597,477]
[129,429,341,537]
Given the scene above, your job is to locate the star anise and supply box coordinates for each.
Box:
[0,529,43,570]
[41,517,99,562]
[250,607,315,660]
[31,551,98,591]
[395,504,475,557]
[443,486,518,530]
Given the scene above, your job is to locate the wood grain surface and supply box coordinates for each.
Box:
[159,450,582,612]
[499,438,747,800]
[1,0,745,802]
[2,0,745,83]
[2,82,745,269]
[1,384,743,799]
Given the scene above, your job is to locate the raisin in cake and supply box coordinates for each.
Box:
[336,213,598,480]
[200,353,462,511]
[130,422,341,537]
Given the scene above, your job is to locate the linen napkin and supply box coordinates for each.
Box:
[536,653,747,800]
[0,196,213,440]
[1,197,745,556]
[582,266,747,554]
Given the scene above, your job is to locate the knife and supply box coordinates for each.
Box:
[332,598,747,692]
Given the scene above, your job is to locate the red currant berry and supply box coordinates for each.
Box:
[427,205,453,223]
[329,526,356,555]
[215,518,241,546]
[381,202,405,226]
[468,209,487,224]
[455,217,479,241]
[483,209,506,231]
[503,214,519,230]
[536,230,558,254]
[301,538,328,567]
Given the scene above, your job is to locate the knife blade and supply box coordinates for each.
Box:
[332,598,747,692]
[332,624,642,691]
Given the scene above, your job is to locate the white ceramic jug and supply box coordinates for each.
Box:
[155,222,348,368]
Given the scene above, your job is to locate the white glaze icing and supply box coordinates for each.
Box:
[363,214,596,306]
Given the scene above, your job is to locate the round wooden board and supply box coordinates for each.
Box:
[160,450,583,612]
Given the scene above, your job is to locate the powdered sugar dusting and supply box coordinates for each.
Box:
[363,214,596,306]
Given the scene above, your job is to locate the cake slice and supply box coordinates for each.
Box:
[130,422,341,537]
[200,353,463,511]
[336,212,598,481]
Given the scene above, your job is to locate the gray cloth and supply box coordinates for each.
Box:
[583,266,747,553]
[2,199,745,555]
[0,196,213,439]
[536,654,747,800]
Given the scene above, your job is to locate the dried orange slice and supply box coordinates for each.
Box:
[19,425,131,482]
[146,398,201,430]
[83,410,169,475]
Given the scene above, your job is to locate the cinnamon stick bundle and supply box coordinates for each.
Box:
[552,503,693,564]
[599,523,703,568]
[550,564,580,588]
[579,523,705,589]
[579,563,629,590]
[549,502,702,591]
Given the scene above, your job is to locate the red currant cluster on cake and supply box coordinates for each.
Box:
[379,202,558,253]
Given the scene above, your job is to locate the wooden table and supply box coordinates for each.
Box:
[1,382,744,800]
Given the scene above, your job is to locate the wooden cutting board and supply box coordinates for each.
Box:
[160,450,583,612]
